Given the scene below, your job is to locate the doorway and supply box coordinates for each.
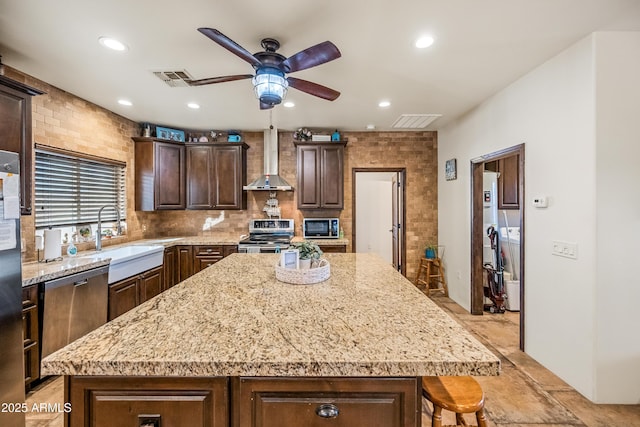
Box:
[353,168,406,274]
[470,144,525,350]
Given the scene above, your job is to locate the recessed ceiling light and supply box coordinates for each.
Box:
[415,35,435,49]
[378,100,391,108]
[98,36,128,52]
[366,124,376,130]
[283,101,295,108]
[117,99,132,106]
[187,102,200,109]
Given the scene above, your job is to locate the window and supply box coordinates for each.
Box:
[34,146,126,230]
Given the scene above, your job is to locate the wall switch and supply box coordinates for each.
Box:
[552,240,577,259]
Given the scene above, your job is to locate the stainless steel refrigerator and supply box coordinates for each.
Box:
[0,150,25,427]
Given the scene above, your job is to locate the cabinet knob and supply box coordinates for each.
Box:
[206,248,213,253]
[315,403,339,418]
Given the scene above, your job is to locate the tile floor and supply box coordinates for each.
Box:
[25,294,640,427]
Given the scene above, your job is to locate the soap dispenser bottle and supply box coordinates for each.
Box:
[331,129,340,141]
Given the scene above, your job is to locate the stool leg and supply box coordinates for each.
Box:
[431,405,442,427]
[475,408,488,427]
[438,260,449,297]
[425,261,432,296]
[455,413,468,426]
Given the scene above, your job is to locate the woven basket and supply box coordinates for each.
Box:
[275,259,330,285]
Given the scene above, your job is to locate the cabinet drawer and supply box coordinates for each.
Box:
[68,376,228,427]
[235,377,419,427]
[194,245,224,256]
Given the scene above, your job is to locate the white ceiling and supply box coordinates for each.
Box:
[1,0,639,132]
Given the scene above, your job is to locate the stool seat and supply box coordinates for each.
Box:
[422,376,487,427]
[415,258,448,297]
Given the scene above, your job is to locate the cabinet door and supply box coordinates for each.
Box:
[177,246,193,282]
[163,246,178,289]
[498,154,520,209]
[297,146,321,208]
[187,145,215,209]
[155,142,186,209]
[0,81,38,215]
[139,266,163,304]
[320,145,344,208]
[235,377,419,427]
[22,284,39,387]
[108,276,139,321]
[214,145,245,209]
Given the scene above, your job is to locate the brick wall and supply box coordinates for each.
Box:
[9,67,438,279]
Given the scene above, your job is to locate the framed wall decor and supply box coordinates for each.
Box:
[445,158,457,181]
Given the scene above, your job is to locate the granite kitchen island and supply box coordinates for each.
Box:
[42,253,499,427]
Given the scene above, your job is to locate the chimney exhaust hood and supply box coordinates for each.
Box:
[243,127,293,191]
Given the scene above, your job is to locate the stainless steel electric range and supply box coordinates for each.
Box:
[237,219,294,253]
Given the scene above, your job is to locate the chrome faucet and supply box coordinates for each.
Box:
[96,205,122,251]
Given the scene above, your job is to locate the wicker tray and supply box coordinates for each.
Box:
[275,259,330,285]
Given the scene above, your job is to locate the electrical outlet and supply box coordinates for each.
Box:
[552,241,577,259]
[142,224,147,232]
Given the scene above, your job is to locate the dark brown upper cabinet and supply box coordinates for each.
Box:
[498,154,520,210]
[133,137,186,210]
[186,143,247,210]
[295,141,346,209]
[0,76,44,215]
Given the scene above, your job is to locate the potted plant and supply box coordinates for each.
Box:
[425,243,438,259]
[289,240,323,269]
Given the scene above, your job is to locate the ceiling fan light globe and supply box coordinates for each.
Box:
[253,67,288,106]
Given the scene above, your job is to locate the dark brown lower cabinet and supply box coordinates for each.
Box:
[67,376,228,427]
[163,246,178,290]
[108,276,139,321]
[22,284,40,389]
[65,376,418,427]
[138,265,163,304]
[177,245,194,282]
[108,266,163,321]
[193,245,224,273]
[235,377,419,427]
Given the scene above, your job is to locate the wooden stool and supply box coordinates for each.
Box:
[422,376,487,427]
[415,258,448,297]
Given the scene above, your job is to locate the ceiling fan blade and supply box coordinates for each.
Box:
[287,77,340,101]
[281,41,341,73]
[198,28,262,68]
[186,74,253,86]
[260,101,274,110]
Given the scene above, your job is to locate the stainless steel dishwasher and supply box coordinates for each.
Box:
[41,265,109,358]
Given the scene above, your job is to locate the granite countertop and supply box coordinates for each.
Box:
[22,235,348,286]
[41,253,500,378]
[21,235,241,286]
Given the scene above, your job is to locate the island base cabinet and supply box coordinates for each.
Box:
[67,376,228,427]
[234,377,420,427]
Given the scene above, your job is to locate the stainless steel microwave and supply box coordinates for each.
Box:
[303,218,339,239]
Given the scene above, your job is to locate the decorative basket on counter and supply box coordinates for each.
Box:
[275,259,330,285]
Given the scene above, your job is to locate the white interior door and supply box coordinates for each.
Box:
[355,172,396,265]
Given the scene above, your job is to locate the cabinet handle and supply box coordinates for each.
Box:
[206,248,213,253]
[73,279,88,287]
[315,403,339,418]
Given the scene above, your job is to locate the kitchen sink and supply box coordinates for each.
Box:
[81,245,164,284]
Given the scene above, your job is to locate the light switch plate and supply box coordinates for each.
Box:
[552,240,577,259]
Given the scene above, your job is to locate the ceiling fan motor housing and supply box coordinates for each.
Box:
[253,66,288,105]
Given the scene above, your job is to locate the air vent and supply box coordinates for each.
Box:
[392,114,442,129]
[152,70,194,87]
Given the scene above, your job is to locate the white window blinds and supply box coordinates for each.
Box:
[35,146,126,229]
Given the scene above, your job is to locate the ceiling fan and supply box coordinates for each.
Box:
[188,28,341,109]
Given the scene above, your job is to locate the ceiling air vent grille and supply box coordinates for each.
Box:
[392,114,442,129]
[153,70,194,87]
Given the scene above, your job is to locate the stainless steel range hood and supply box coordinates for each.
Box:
[243,127,293,191]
